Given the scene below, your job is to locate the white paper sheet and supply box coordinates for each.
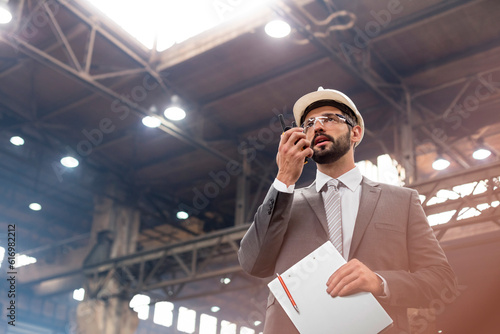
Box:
[268,242,393,334]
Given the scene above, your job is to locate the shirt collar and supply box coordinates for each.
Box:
[315,166,362,193]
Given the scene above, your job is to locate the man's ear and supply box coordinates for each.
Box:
[351,125,362,145]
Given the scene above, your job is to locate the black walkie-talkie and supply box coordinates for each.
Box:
[278,114,291,132]
[278,114,308,164]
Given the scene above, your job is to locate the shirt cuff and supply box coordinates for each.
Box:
[375,273,390,299]
[273,178,295,193]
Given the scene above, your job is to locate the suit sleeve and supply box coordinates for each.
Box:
[377,189,458,308]
[238,185,293,278]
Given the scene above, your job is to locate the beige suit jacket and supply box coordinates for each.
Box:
[238,177,457,334]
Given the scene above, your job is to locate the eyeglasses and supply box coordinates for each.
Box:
[301,113,354,133]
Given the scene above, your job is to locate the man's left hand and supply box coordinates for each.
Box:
[326,259,383,297]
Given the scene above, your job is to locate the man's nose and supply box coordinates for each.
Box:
[313,118,325,132]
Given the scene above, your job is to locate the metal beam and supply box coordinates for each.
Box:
[405,36,500,78]
[44,1,82,72]
[1,1,278,208]
[423,189,499,216]
[411,161,500,239]
[0,34,238,165]
[273,1,408,115]
[198,52,327,106]
[274,0,499,175]
[21,224,249,289]
[410,161,500,194]
[1,0,243,168]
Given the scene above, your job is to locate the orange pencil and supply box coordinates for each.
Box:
[276,273,300,313]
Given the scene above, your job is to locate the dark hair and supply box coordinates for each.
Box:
[300,99,357,127]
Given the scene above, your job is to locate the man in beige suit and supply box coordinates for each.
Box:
[238,88,457,333]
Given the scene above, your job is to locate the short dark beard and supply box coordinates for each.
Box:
[312,130,351,165]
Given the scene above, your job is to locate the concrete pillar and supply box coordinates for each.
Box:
[88,183,140,259]
[76,180,141,334]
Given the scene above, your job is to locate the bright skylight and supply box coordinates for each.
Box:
[427,210,456,226]
[356,154,403,186]
[424,177,500,226]
[14,254,37,268]
[0,248,37,268]
[86,0,275,51]
[427,180,489,206]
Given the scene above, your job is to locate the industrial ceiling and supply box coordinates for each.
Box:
[0,0,499,332]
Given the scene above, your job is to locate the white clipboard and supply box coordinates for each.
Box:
[268,242,393,334]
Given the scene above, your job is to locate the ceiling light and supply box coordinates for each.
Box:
[265,20,291,38]
[0,1,12,24]
[472,148,491,160]
[176,211,189,220]
[29,203,42,211]
[10,136,24,146]
[142,116,161,128]
[220,277,231,285]
[164,106,186,121]
[73,288,85,301]
[61,156,79,168]
[432,157,450,171]
[210,306,220,313]
[254,321,262,326]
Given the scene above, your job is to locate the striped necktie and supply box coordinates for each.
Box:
[324,179,343,256]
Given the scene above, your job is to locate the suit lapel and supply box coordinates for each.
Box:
[300,184,329,236]
[348,177,381,260]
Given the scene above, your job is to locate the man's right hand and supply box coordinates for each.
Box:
[276,128,313,187]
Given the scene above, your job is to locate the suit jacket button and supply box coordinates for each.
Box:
[267,198,275,215]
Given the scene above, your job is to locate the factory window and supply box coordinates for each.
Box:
[220,320,236,334]
[200,313,217,334]
[153,301,174,327]
[178,306,196,333]
[129,294,150,320]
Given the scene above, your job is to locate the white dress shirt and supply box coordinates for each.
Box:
[315,167,362,260]
[273,167,362,259]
